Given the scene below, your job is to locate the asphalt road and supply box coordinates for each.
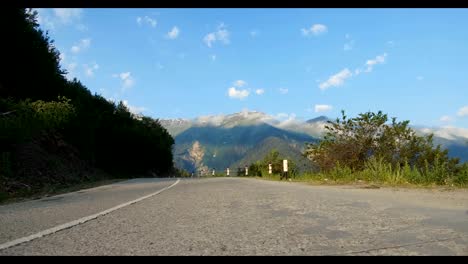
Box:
[0,177,467,255]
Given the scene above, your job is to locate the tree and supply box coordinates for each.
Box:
[305,110,459,174]
[262,149,282,174]
[248,162,263,177]
[1,8,176,179]
[0,8,67,101]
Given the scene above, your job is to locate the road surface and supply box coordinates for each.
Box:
[0,177,467,255]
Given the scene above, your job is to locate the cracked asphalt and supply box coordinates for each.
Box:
[1,177,467,255]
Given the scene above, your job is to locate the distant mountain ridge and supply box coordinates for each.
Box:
[161,111,468,173]
[171,122,318,173]
[306,116,331,123]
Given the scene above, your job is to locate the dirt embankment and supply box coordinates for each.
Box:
[1,132,96,199]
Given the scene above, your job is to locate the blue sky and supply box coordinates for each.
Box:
[33,8,468,129]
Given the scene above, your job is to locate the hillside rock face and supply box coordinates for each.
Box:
[188,141,204,165]
[186,141,209,174]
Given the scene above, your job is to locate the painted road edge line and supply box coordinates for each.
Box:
[0,178,180,251]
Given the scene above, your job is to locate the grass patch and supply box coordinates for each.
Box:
[249,164,468,190]
[252,174,468,190]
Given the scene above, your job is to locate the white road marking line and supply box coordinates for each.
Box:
[0,179,180,251]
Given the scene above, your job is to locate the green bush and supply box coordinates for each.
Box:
[453,163,468,186]
[248,162,263,177]
[328,161,353,181]
[0,96,75,146]
[401,160,422,184]
[30,96,75,130]
[305,110,461,185]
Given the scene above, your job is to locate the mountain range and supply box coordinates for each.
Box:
[160,110,468,174]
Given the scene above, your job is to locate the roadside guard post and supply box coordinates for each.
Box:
[245,166,248,176]
[226,168,230,176]
[282,159,288,180]
[212,169,215,176]
[268,163,272,175]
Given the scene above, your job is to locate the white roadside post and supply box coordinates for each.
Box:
[283,159,288,180]
[268,163,272,175]
[212,169,215,176]
[245,166,248,176]
[227,168,230,176]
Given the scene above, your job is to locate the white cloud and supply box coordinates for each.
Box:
[344,42,354,51]
[344,35,355,51]
[419,126,468,140]
[319,53,388,91]
[416,76,424,81]
[439,115,453,122]
[70,38,91,54]
[59,52,66,63]
[122,100,147,115]
[216,24,230,43]
[275,113,297,127]
[64,62,78,80]
[203,33,216,48]
[146,17,157,27]
[155,62,164,70]
[203,23,230,48]
[81,39,91,48]
[53,8,82,24]
[33,8,85,31]
[120,72,130,80]
[33,9,55,30]
[123,79,134,90]
[233,80,247,88]
[301,24,327,36]
[255,89,265,95]
[68,63,77,71]
[319,68,353,90]
[279,88,289,94]
[167,26,180,39]
[137,16,157,27]
[211,54,216,61]
[83,62,99,77]
[457,106,468,117]
[114,72,135,91]
[71,46,80,53]
[76,24,88,31]
[315,104,333,113]
[228,87,249,100]
[365,53,387,72]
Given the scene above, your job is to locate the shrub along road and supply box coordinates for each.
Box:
[0,177,467,255]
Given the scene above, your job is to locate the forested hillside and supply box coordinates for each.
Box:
[0,9,174,200]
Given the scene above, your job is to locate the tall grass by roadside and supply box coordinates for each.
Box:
[249,158,468,187]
